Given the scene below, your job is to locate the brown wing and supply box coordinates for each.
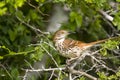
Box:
[63,39,106,50]
[63,39,88,49]
[63,36,120,50]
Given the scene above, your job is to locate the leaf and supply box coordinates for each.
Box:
[8,29,17,42]
[70,11,82,27]
[53,0,66,3]
[79,76,85,80]
[0,2,7,16]
[15,10,24,19]
[14,0,26,8]
[0,7,7,15]
[85,0,94,3]
[112,12,120,30]
[108,75,117,80]
[75,15,82,27]
[116,71,120,77]
[0,1,5,7]
[0,56,3,60]
[116,0,120,2]
[11,68,20,80]
[97,72,107,79]
[36,0,45,2]
[102,40,120,50]
[70,11,76,22]
[100,49,107,56]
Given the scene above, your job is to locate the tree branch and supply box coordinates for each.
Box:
[68,67,97,80]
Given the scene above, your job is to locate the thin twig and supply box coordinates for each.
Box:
[68,68,97,80]
[23,67,65,72]
[23,69,28,80]
[98,10,113,21]
[89,55,116,73]
[49,70,55,80]
[0,64,13,79]
[70,51,90,69]
[27,0,49,16]
[16,15,49,35]
[40,44,59,67]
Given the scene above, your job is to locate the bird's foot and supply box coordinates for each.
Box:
[66,57,78,66]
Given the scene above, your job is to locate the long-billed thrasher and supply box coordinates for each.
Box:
[53,30,117,59]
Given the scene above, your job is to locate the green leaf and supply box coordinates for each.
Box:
[8,29,17,42]
[79,76,85,80]
[116,0,120,2]
[97,72,107,79]
[85,0,94,3]
[108,75,117,80]
[0,1,7,15]
[11,68,20,80]
[75,15,82,27]
[36,0,45,2]
[0,56,3,59]
[14,0,26,8]
[0,1,5,7]
[70,11,76,22]
[53,0,66,3]
[70,11,82,27]
[100,48,107,56]
[116,71,120,77]
[113,12,120,30]
[102,40,120,50]
[0,7,7,15]
[15,10,24,19]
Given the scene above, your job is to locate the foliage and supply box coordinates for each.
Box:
[97,70,120,80]
[0,0,120,80]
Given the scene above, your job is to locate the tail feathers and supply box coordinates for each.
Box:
[87,36,120,46]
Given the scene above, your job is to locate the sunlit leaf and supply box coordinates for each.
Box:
[14,0,26,8]
[70,11,82,27]
[116,71,120,77]
[85,0,94,3]
[100,48,107,56]
[0,1,5,7]
[0,56,3,59]
[0,7,7,15]
[97,72,107,79]
[113,13,120,30]
[36,0,45,2]
[116,0,120,2]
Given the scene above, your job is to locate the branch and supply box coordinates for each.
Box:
[98,10,114,22]
[68,68,97,80]
[27,0,49,16]
[89,54,116,73]
[23,67,65,72]
[16,15,49,35]
[40,43,59,67]
[69,50,90,69]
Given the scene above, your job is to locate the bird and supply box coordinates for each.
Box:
[53,30,116,59]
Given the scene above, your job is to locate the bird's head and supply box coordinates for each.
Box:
[53,30,74,42]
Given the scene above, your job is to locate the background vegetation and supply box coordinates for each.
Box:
[0,0,120,80]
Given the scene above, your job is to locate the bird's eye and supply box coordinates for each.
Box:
[61,32,64,34]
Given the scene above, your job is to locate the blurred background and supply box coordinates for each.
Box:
[0,0,120,80]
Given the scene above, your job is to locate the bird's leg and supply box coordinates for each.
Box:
[66,57,79,66]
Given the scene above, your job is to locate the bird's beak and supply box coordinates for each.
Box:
[68,31,76,34]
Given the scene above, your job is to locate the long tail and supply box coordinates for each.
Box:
[87,36,120,46]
